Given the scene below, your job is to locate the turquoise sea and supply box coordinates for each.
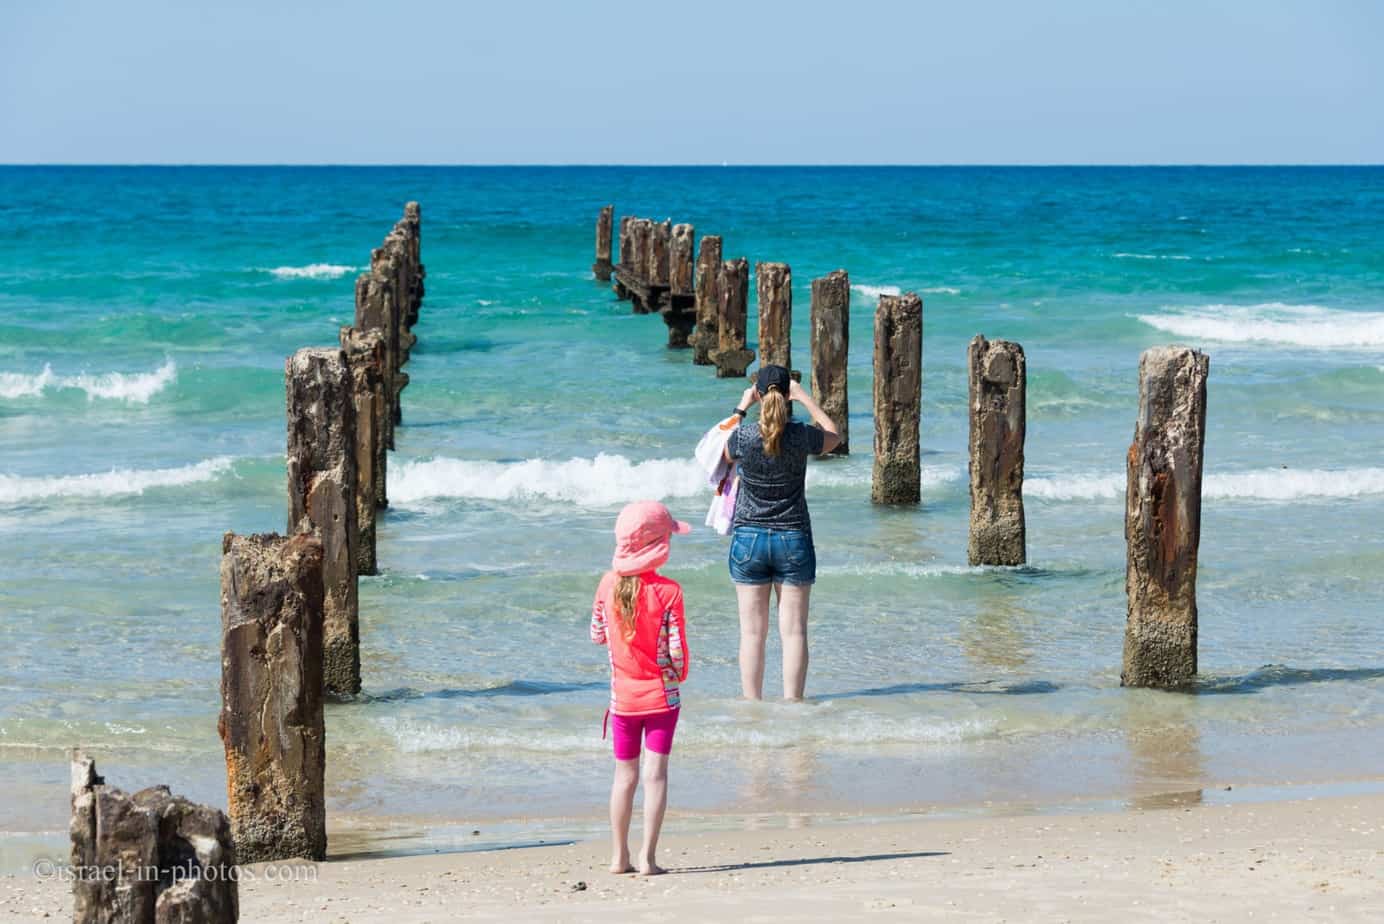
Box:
[2,166,1383,865]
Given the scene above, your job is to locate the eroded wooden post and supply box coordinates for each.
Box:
[340,326,386,573]
[690,235,723,365]
[354,267,396,450]
[592,205,614,281]
[218,531,327,863]
[628,219,653,313]
[1122,346,1209,688]
[661,222,696,348]
[614,216,634,299]
[756,262,792,370]
[70,752,239,923]
[810,269,850,455]
[871,292,923,504]
[712,257,755,378]
[967,336,1026,565]
[286,347,359,696]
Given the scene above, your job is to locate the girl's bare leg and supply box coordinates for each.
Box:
[736,583,772,699]
[779,583,811,701]
[609,757,638,873]
[638,751,670,875]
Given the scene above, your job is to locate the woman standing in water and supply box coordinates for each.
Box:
[723,364,840,700]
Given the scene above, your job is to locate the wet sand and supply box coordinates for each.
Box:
[6,792,1381,921]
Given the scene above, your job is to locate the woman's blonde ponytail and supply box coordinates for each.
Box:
[760,389,788,456]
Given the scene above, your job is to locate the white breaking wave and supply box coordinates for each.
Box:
[1113,252,1192,261]
[851,283,900,300]
[1027,467,1384,502]
[0,359,177,403]
[920,286,961,295]
[1137,303,1384,349]
[0,457,236,504]
[267,263,357,280]
[387,453,925,508]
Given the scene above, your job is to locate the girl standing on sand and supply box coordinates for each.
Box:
[590,500,691,876]
[724,365,840,701]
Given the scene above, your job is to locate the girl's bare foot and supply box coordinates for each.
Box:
[610,855,634,874]
[638,862,666,876]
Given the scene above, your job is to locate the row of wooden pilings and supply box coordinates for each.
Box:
[217,204,425,865]
[595,205,1209,692]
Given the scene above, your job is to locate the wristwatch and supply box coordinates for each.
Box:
[732,407,747,419]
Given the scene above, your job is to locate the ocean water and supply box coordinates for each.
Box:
[3,166,1384,864]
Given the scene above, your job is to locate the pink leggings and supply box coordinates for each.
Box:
[608,708,679,761]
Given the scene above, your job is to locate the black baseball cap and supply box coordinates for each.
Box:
[756,364,791,396]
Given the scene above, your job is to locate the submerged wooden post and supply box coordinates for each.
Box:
[967,336,1026,565]
[1122,346,1209,689]
[286,347,359,697]
[756,262,792,370]
[340,326,386,572]
[712,257,755,378]
[661,222,696,348]
[70,752,239,923]
[592,205,614,281]
[628,219,653,313]
[218,531,327,863]
[690,235,723,365]
[871,292,923,504]
[810,269,850,455]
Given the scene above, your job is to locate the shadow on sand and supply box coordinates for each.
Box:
[673,850,948,874]
[1194,665,1384,695]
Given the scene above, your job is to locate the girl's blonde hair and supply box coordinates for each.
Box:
[614,574,641,641]
[760,388,788,456]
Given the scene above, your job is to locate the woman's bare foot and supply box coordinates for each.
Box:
[637,861,666,876]
[609,854,634,874]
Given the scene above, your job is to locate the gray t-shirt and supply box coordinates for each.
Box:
[727,420,825,532]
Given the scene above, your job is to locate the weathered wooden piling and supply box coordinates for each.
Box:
[286,347,359,697]
[71,751,238,923]
[626,219,654,313]
[810,270,850,455]
[1122,346,1209,689]
[592,205,614,281]
[648,219,671,290]
[661,222,697,348]
[712,258,755,378]
[689,235,723,365]
[967,336,1026,565]
[340,326,387,572]
[756,262,793,370]
[871,292,923,504]
[218,531,327,863]
[353,204,423,439]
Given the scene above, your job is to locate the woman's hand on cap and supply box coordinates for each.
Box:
[741,385,760,408]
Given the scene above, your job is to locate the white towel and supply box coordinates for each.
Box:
[694,416,740,536]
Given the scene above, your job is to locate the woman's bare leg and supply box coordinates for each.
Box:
[609,757,638,873]
[736,583,772,699]
[778,583,811,701]
[637,751,670,875]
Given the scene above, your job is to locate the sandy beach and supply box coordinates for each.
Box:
[7,792,1381,921]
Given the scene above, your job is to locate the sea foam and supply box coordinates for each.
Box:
[0,359,177,403]
[1137,304,1384,349]
[0,456,235,504]
[388,453,953,508]
[1027,467,1384,502]
[267,263,357,280]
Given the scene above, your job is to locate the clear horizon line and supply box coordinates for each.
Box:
[1,161,1382,169]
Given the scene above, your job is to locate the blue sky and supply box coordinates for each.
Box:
[2,0,1380,164]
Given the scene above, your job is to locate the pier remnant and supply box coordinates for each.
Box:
[354,204,423,440]
[711,258,755,378]
[967,335,1026,565]
[340,326,387,573]
[755,262,793,370]
[70,751,238,923]
[218,531,327,864]
[614,216,634,298]
[593,205,614,281]
[624,219,654,313]
[871,292,923,504]
[661,223,697,348]
[286,347,359,697]
[810,270,850,455]
[1122,346,1209,689]
[689,235,723,365]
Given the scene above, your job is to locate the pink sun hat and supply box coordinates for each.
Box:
[611,500,691,577]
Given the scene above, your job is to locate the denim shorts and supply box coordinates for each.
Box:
[728,526,816,586]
